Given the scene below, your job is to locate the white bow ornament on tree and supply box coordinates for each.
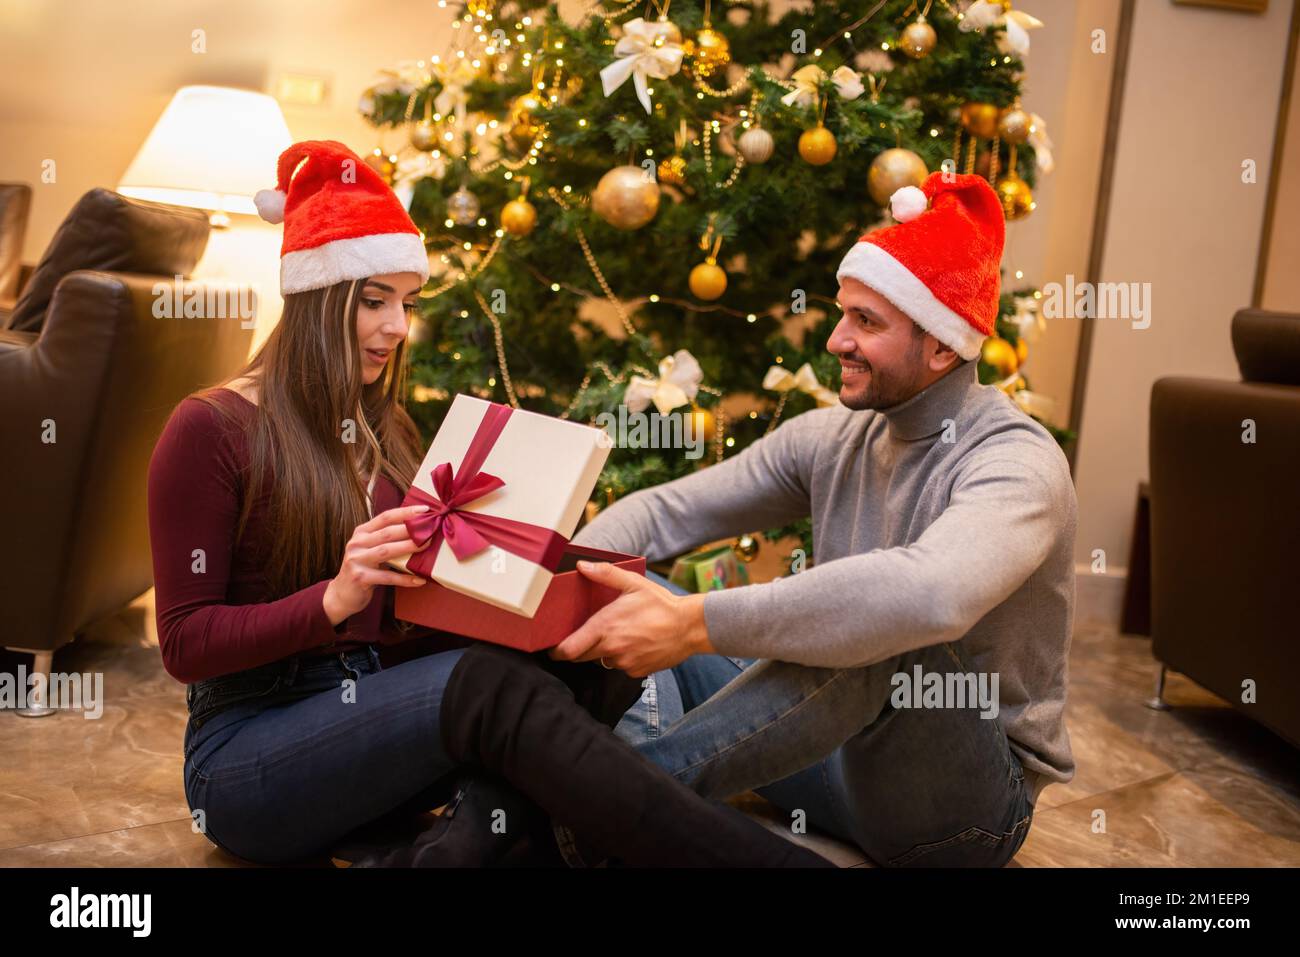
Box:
[763,362,839,407]
[624,349,704,414]
[959,1,1043,57]
[600,17,685,115]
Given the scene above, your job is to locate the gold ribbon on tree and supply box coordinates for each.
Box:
[624,349,703,414]
[763,362,838,407]
[599,17,685,114]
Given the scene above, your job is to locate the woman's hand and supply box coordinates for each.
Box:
[322,504,430,625]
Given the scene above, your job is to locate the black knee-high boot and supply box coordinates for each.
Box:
[439,642,832,868]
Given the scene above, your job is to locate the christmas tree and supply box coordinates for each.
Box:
[359,0,1062,565]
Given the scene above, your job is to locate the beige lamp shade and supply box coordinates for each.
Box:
[118,85,291,215]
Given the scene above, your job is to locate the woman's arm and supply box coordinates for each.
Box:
[146,397,341,684]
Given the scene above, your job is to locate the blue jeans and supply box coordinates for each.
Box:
[615,574,1034,867]
[184,645,468,864]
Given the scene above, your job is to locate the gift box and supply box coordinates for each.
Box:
[668,544,749,593]
[389,393,639,649]
[395,543,646,652]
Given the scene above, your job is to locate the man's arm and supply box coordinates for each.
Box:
[571,406,831,561]
[700,448,1076,668]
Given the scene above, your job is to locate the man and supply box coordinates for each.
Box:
[555,172,1077,867]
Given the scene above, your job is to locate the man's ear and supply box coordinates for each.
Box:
[927,336,960,373]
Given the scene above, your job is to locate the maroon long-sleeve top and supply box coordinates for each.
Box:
[147,388,432,684]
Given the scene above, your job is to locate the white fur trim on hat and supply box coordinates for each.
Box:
[890,186,928,223]
[254,189,286,224]
[836,242,986,361]
[280,232,430,295]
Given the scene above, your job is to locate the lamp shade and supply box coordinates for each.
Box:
[118,85,291,215]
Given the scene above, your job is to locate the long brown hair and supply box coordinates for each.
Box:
[194,278,423,596]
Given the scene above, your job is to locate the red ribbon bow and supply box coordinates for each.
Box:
[401,402,568,580]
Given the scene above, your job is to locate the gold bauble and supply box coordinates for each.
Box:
[363,150,397,184]
[798,124,837,166]
[657,154,687,186]
[1015,338,1029,365]
[410,120,438,152]
[997,105,1033,144]
[500,197,537,237]
[981,337,1019,377]
[900,17,937,59]
[867,148,928,206]
[686,406,717,443]
[733,533,760,563]
[591,165,661,230]
[995,171,1035,220]
[960,102,1000,139]
[737,126,774,164]
[687,27,731,79]
[649,15,682,45]
[508,91,544,146]
[467,0,493,15]
[688,258,727,300]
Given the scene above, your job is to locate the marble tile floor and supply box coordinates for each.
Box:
[1,592,1297,868]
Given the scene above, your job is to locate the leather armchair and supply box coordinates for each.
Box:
[1,189,255,708]
[1148,308,1300,748]
[0,182,32,319]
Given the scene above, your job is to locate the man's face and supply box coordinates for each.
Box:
[827,278,954,410]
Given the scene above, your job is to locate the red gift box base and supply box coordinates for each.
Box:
[393,544,647,653]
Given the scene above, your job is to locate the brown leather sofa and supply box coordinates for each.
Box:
[1148,308,1300,748]
[1,189,255,709]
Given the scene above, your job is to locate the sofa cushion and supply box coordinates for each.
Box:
[4,188,210,333]
[1232,308,1300,387]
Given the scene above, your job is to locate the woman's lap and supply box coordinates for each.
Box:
[185,647,467,864]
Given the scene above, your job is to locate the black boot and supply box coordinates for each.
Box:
[439,642,833,868]
[348,770,553,868]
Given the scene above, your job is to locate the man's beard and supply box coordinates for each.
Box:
[837,339,927,411]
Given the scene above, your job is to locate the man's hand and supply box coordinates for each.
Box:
[549,560,714,677]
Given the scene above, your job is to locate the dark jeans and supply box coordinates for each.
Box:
[183,645,468,864]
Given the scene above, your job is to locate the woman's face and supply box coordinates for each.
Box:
[356,272,422,384]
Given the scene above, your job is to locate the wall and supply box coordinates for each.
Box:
[1072,0,1293,583]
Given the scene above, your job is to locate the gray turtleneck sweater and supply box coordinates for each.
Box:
[572,360,1077,804]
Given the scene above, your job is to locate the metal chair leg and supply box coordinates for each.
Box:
[7,648,58,717]
[1144,662,1172,712]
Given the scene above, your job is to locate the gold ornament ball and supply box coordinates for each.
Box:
[689,259,728,300]
[508,91,544,146]
[364,151,397,184]
[649,15,682,45]
[737,126,775,164]
[500,197,537,237]
[868,148,928,206]
[900,17,937,59]
[657,154,687,186]
[798,124,837,166]
[981,337,1019,377]
[686,406,717,443]
[591,165,661,230]
[733,533,760,563]
[410,120,438,152]
[687,27,731,79]
[995,171,1035,220]
[960,102,1001,139]
[997,106,1033,144]
[447,185,481,226]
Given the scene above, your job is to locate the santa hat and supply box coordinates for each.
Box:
[836,172,1004,361]
[254,140,430,296]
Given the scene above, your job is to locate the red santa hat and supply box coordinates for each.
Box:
[836,172,1004,361]
[254,139,430,296]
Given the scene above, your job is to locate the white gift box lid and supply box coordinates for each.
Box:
[391,394,611,618]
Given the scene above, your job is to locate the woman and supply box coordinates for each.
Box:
[147,139,827,868]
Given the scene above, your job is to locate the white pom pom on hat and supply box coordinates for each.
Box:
[889,185,928,223]
[254,188,286,224]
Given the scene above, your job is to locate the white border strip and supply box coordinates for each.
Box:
[281,232,429,295]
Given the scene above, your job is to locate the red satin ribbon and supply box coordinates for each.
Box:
[401,402,568,580]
